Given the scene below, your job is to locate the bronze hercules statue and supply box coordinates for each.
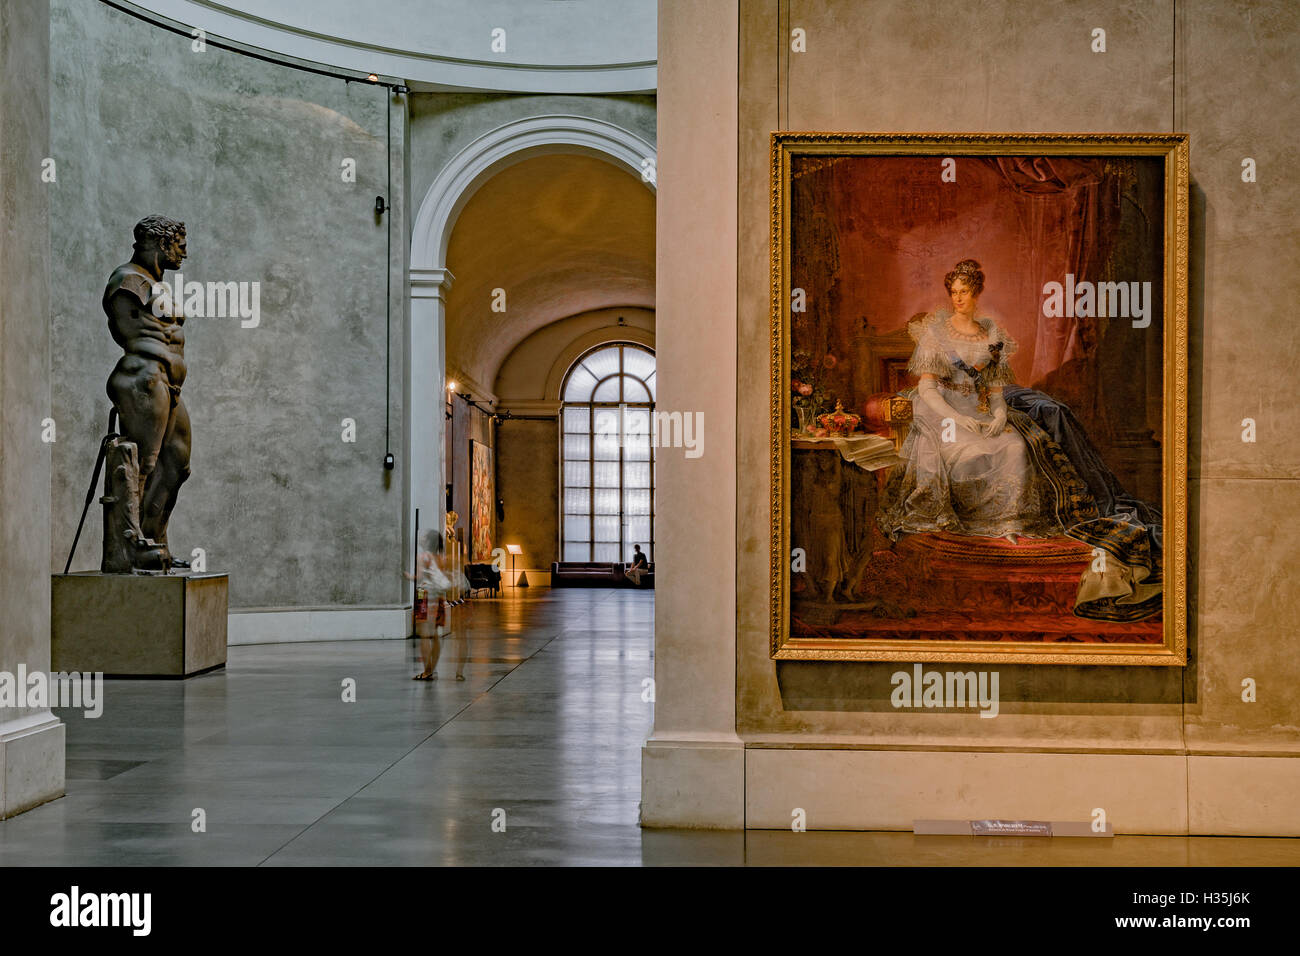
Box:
[66,215,193,574]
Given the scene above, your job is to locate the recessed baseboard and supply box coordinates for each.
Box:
[744,748,1300,835]
[227,607,409,645]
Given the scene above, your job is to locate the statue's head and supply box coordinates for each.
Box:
[133,215,187,270]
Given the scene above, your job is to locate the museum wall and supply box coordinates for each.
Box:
[1,0,52,730]
[446,399,494,561]
[738,0,1173,750]
[0,0,65,818]
[725,0,1299,823]
[641,0,743,829]
[495,420,558,578]
[47,0,407,610]
[644,0,1298,833]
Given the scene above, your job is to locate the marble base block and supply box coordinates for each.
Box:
[0,715,65,819]
[52,572,228,676]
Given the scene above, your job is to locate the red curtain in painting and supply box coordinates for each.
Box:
[985,157,1119,384]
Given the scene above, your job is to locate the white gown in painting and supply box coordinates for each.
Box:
[878,310,1060,539]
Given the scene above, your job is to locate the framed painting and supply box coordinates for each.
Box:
[470,439,494,562]
[769,133,1188,665]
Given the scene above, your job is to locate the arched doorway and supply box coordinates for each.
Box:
[406,114,657,565]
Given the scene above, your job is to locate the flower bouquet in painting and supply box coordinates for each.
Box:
[790,349,838,435]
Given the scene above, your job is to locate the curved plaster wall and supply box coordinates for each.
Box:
[50,0,405,613]
[130,0,657,92]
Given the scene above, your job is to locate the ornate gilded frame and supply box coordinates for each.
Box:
[769,133,1189,665]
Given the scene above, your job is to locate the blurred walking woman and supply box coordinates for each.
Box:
[408,531,452,680]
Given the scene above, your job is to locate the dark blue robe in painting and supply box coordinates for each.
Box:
[1002,386,1163,622]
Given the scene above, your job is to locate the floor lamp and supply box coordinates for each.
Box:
[506,543,525,588]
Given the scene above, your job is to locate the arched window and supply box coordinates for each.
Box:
[560,343,655,564]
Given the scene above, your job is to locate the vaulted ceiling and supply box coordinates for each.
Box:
[444,153,655,393]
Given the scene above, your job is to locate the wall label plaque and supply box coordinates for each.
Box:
[970,819,1053,837]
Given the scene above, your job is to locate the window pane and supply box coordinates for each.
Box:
[564,365,597,402]
[593,515,619,541]
[623,378,649,403]
[563,433,590,460]
[563,515,590,542]
[623,348,655,382]
[593,377,621,402]
[563,460,590,487]
[623,461,651,488]
[623,488,651,514]
[563,406,589,433]
[623,517,651,547]
[563,542,591,562]
[593,542,619,562]
[645,371,656,400]
[625,435,651,461]
[594,488,620,514]
[592,407,621,438]
[564,488,590,514]
[593,461,619,487]
[624,408,650,434]
[582,346,621,381]
[593,432,620,461]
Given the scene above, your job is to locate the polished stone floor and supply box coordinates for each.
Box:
[2,588,1297,866]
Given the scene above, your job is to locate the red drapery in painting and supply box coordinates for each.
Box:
[984,157,1120,385]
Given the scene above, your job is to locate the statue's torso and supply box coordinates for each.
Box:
[103,262,187,385]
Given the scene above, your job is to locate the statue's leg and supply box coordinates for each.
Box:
[141,395,192,547]
[108,359,170,506]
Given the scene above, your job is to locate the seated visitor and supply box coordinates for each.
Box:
[626,544,650,586]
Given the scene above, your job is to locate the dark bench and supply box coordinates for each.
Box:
[549,561,654,588]
[465,562,501,597]
[550,562,624,587]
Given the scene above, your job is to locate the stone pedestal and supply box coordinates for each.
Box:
[51,573,228,677]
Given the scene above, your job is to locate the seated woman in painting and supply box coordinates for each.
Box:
[877,259,1163,622]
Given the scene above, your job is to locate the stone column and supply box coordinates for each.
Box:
[409,267,454,567]
[640,0,743,828]
[0,0,65,819]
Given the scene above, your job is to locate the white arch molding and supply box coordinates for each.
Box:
[406,115,657,604]
[410,114,656,272]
